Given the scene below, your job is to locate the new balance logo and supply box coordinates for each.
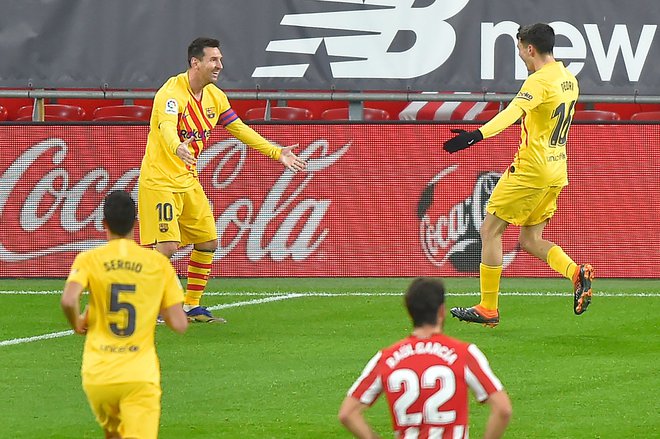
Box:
[252,0,469,79]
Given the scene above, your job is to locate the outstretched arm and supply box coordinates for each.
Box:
[278,144,306,172]
[443,104,525,153]
[224,119,306,172]
[479,104,525,139]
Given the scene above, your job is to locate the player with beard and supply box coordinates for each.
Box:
[138,37,306,322]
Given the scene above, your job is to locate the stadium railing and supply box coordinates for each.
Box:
[1,89,660,121]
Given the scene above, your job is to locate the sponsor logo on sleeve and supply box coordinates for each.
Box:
[165,99,179,115]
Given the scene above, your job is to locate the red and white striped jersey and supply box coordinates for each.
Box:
[347,333,503,439]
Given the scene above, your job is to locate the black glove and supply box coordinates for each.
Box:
[443,129,484,153]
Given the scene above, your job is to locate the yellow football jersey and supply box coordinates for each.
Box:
[139,72,281,192]
[66,238,184,385]
[482,61,579,188]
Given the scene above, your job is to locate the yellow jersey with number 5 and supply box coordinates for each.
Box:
[66,238,184,385]
[508,61,579,187]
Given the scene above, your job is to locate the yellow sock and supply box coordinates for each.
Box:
[184,249,214,307]
[479,263,502,311]
[546,245,578,280]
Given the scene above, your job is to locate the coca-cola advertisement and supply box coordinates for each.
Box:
[0,124,658,278]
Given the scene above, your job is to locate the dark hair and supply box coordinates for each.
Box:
[405,277,446,327]
[188,37,220,66]
[103,190,136,236]
[517,23,555,55]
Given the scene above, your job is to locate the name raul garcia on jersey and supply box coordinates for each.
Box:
[386,341,458,369]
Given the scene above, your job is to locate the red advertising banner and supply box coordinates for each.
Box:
[0,124,658,278]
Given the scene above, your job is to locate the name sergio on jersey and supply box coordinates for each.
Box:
[386,341,458,369]
[103,259,143,273]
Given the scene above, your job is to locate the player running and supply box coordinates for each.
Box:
[61,190,188,438]
[443,23,594,327]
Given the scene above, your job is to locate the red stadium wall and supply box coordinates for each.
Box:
[0,124,658,278]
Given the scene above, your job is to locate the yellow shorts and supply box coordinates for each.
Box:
[138,181,217,246]
[83,381,161,439]
[487,174,564,226]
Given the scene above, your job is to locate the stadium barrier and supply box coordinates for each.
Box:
[0,123,658,278]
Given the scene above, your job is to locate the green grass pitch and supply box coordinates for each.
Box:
[0,277,658,438]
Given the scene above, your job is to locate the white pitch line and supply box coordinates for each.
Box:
[200,291,660,298]
[2,289,659,348]
[207,293,305,311]
[1,290,659,297]
[0,330,74,347]
[0,290,63,295]
[0,294,303,349]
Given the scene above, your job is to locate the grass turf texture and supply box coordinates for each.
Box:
[0,277,658,438]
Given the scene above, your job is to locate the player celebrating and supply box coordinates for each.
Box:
[138,37,306,323]
[339,277,511,439]
[443,23,594,326]
[61,190,188,439]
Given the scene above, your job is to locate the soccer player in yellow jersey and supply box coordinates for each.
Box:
[443,23,595,327]
[61,190,188,439]
[138,37,306,323]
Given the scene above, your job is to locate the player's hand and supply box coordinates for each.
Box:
[279,144,307,173]
[176,137,197,167]
[75,305,88,335]
[443,129,484,153]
